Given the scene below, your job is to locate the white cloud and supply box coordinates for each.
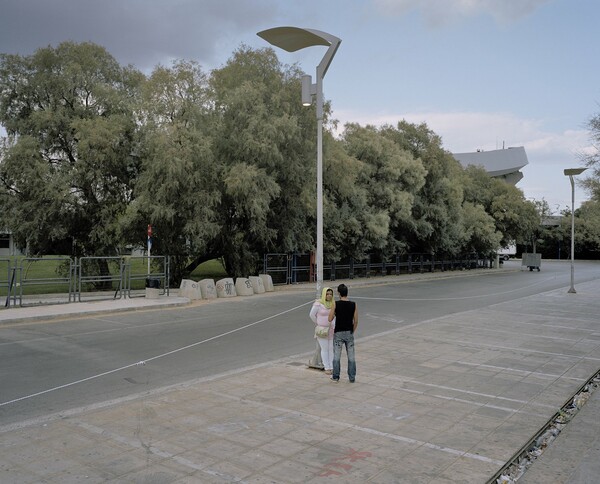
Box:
[336,108,591,157]
[372,0,552,26]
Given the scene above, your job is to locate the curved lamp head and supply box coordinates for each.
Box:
[257,27,338,52]
[258,26,341,79]
[258,26,341,116]
[564,167,587,176]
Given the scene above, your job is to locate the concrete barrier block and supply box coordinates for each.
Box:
[259,274,274,292]
[179,279,201,300]
[235,277,254,296]
[199,279,217,299]
[248,276,265,294]
[145,287,160,299]
[216,278,237,298]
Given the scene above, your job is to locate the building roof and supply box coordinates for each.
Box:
[452,146,528,185]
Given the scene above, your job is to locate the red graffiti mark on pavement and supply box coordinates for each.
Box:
[318,468,344,477]
[339,448,373,462]
[317,448,373,477]
[328,461,353,471]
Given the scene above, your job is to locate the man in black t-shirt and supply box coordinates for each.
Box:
[328,284,358,382]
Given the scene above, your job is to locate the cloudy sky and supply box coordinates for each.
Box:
[1,0,598,211]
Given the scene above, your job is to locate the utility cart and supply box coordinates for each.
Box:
[521,252,541,271]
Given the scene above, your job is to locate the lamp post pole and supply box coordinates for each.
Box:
[257,26,341,298]
[555,204,561,260]
[315,66,324,298]
[563,168,587,294]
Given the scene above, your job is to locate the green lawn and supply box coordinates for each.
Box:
[1,256,228,296]
[189,258,228,280]
[1,256,73,296]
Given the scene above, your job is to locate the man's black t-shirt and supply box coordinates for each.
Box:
[334,300,356,333]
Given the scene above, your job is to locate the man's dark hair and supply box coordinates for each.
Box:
[337,284,348,297]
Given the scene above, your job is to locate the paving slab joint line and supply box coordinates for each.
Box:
[70,418,246,482]
[487,368,600,483]
[207,388,505,466]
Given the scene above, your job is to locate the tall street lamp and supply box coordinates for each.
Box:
[258,26,341,298]
[563,167,587,293]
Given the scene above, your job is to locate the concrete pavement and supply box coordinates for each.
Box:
[1,268,600,483]
[0,294,191,325]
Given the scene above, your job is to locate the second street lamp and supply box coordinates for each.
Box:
[563,167,587,293]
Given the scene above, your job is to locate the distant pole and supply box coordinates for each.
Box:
[569,176,575,292]
[555,204,561,260]
[147,224,152,276]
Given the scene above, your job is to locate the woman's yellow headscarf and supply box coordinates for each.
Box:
[319,287,334,309]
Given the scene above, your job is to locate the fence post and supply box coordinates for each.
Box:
[70,258,77,302]
[123,257,130,298]
[4,265,16,308]
[290,252,296,285]
[77,257,82,301]
[166,256,170,296]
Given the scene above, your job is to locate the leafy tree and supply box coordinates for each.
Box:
[581,112,600,200]
[0,42,142,257]
[120,60,220,282]
[568,110,600,259]
[461,201,502,254]
[380,121,466,256]
[522,198,553,253]
[462,165,539,253]
[572,200,600,259]
[530,202,568,259]
[341,123,426,258]
[321,131,371,261]
[209,46,317,276]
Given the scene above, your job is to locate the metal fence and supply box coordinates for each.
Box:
[2,251,490,308]
[263,252,491,285]
[1,258,17,308]
[124,256,169,299]
[1,256,170,308]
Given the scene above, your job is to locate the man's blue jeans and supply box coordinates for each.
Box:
[332,331,356,381]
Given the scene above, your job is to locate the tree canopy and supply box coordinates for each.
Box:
[0,42,142,256]
[0,40,554,281]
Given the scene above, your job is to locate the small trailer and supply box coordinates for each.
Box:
[521,252,541,271]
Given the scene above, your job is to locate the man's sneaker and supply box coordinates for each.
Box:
[349,379,355,383]
[330,377,339,383]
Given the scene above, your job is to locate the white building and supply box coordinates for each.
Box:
[453,146,528,186]
[0,230,21,257]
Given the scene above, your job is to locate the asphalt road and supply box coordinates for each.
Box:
[1,259,599,427]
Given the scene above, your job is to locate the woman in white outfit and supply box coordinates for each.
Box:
[309,287,335,374]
